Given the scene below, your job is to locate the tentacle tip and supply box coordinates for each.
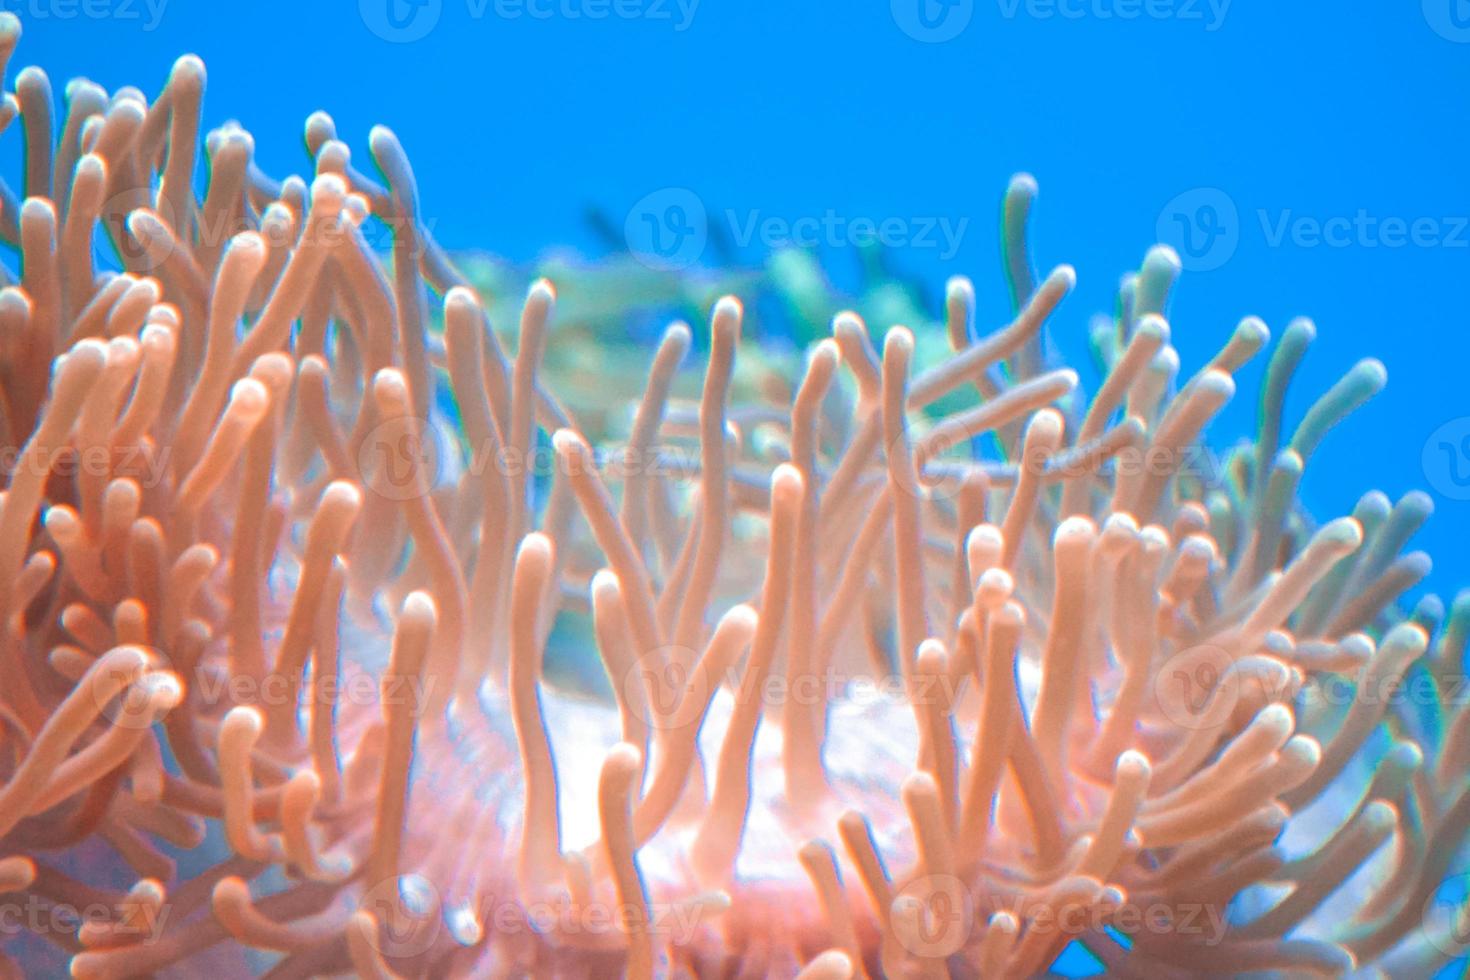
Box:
[170,53,206,88]
[368,123,401,154]
[309,171,349,205]
[1143,243,1182,274]
[445,285,483,314]
[945,274,975,300]
[1050,263,1078,290]
[370,366,409,402]
[1008,172,1039,197]
[223,704,265,734]
[1403,488,1435,513]
[725,603,759,634]
[809,338,840,367]
[900,769,939,799]
[1257,701,1295,731]
[590,568,621,597]
[1055,514,1098,544]
[831,310,864,336]
[20,195,57,224]
[882,325,915,357]
[1356,358,1388,388]
[1237,314,1270,344]
[403,588,438,616]
[713,294,743,323]
[551,427,587,458]
[1361,799,1397,829]
[1274,448,1305,473]
[1116,749,1151,776]
[1323,516,1365,551]
[1199,368,1237,398]
[14,64,47,87]
[517,532,555,564]
[770,462,805,502]
[1285,313,1316,336]
[1135,312,1170,342]
[606,741,643,774]
[228,377,270,418]
[322,479,365,513]
[212,874,249,904]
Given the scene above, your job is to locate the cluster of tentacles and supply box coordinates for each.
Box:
[0,11,1466,979]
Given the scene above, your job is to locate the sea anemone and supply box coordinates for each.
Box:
[0,12,1466,979]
